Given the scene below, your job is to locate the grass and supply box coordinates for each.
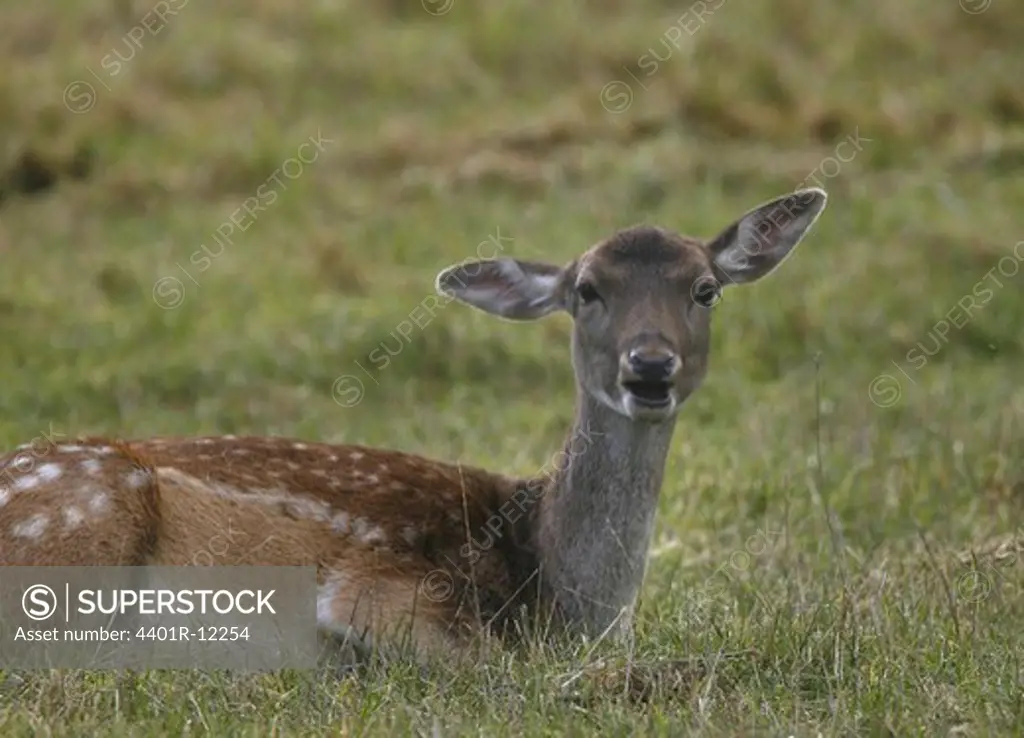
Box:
[1,0,1024,734]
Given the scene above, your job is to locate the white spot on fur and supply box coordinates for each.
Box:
[223,435,237,440]
[81,459,102,475]
[14,473,41,492]
[92,446,114,455]
[293,443,308,450]
[125,469,149,489]
[89,494,110,515]
[332,512,350,534]
[365,474,379,485]
[0,488,9,507]
[329,455,338,462]
[157,468,336,526]
[37,463,63,482]
[13,514,48,540]
[352,517,386,544]
[312,469,328,477]
[58,445,86,453]
[286,462,300,471]
[401,526,419,546]
[349,451,364,461]
[196,439,214,445]
[63,506,85,530]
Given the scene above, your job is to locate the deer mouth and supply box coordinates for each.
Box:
[622,380,673,408]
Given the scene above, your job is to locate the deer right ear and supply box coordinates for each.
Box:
[436,258,566,321]
[707,188,828,285]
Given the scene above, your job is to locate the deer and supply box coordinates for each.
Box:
[0,188,826,664]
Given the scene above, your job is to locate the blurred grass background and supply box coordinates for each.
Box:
[2,0,1024,734]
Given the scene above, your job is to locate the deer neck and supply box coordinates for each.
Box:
[535,388,676,635]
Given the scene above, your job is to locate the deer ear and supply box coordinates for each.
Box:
[707,188,828,284]
[435,258,566,320]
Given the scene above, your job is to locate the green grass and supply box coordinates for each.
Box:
[2,0,1024,734]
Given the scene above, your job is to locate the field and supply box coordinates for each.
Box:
[2,0,1024,734]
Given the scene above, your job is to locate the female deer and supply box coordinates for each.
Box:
[0,189,827,661]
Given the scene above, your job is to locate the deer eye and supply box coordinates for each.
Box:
[576,281,601,305]
[691,276,722,308]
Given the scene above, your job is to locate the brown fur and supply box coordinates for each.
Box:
[0,436,545,657]
[0,188,827,661]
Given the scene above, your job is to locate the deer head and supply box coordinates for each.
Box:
[436,188,828,422]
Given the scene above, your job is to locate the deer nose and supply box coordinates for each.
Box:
[627,349,677,381]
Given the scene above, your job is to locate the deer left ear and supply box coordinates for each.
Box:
[707,188,828,285]
[435,258,566,320]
